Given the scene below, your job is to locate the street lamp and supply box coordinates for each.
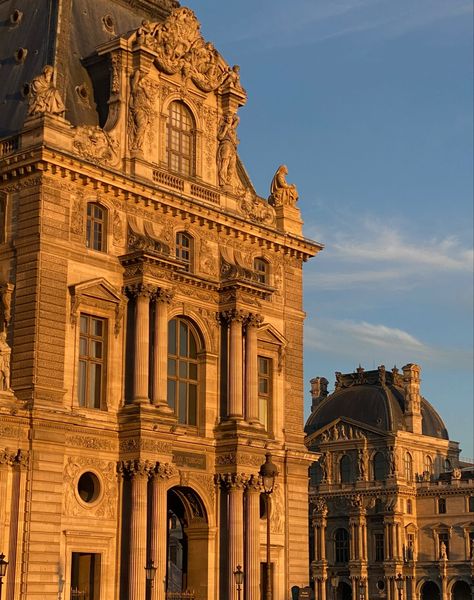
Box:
[395,573,404,600]
[145,559,157,598]
[330,575,340,600]
[0,554,8,600]
[234,565,244,600]
[359,579,366,600]
[260,453,278,600]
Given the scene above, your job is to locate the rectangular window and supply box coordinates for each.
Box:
[438,497,446,514]
[407,499,413,514]
[71,552,101,599]
[375,533,384,562]
[258,356,272,430]
[78,314,106,409]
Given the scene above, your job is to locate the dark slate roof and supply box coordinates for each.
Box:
[0,0,178,137]
[305,369,449,440]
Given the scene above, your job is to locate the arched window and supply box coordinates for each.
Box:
[86,203,107,252]
[175,232,193,272]
[406,499,413,514]
[340,455,352,483]
[254,257,269,285]
[167,101,195,176]
[167,318,199,426]
[404,452,413,482]
[373,452,387,481]
[425,455,433,476]
[334,528,349,563]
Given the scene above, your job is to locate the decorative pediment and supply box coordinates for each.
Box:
[310,417,386,446]
[257,324,287,348]
[69,279,126,336]
[129,7,245,97]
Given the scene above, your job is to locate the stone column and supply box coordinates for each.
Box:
[384,518,392,559]
[0,452,11,550]
[245,314,262,425]
[150,463,175,600]
[245,475,261,600]
[226,474,246,600]
[349,516,358,560]
[226,311,246,419]
[126,460,151,600]
[128,284,153,403]
[152,288,174,411]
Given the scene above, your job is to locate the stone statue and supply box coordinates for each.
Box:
[128,71,157,152]
[28,65,65,116]
[0,283,14,334]
[217,113,239,186]
[440,541,447,560]
[268,165,298,207]
[0,332,11,391]
[358,448,367,480]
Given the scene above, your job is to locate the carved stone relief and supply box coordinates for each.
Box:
[28,65,65,116]
[128,71,159,153]
[112,210,124,246]
[217,113,239,187]
[63,456,117,519]
[270,484,285,534]
[238,188,275,226]
[70,197,84,235]
[72,126,120,167]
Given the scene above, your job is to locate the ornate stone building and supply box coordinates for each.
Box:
[305,366,474,600]
[0,1,321,599]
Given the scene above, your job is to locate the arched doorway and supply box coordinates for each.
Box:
[421,581,440,600]
[336,581,352,600]
[166,486,209,598]
[452,581,471,600]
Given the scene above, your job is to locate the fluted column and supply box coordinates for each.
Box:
[245,314,263,425]
[226,311,246,419]
[245,475,261,600]
[0,453,10,551]
[128,284,154,403]
[150,463,176,600]
[152,288,174,411]
[225,474,246,600]
[125,460,151,600]
[384,518,392,559]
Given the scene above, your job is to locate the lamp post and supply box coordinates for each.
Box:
[359,578,366,600]
[259,453,278,600]
[234,565,244,600]
[0,554,8,600]
[330,575,340,600]
[145,559,157,599]
[395,573,404,600]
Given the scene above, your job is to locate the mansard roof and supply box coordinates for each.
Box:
[305,366,449,441]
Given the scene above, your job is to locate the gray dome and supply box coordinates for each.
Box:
[305,368,449,440]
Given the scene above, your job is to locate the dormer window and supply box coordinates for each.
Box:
[175,232,193,272]
[167,101,195,176]
[254,257,269,285]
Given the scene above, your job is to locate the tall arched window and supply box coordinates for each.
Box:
[175,231,193,272]
[254,257,269,285]
[86,203,107,252]
[167,101,195,176]
[373,452,387,481]
[334,528,349,563]
[340,455,352,483]
[404,452,413,482]
[424,455,433,477]
[167,318,199,426]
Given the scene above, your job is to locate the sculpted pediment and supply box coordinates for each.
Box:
[312,417,385,445]
[69,279,126,335]
[257,324,287,349]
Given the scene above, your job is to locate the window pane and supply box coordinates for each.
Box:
[179,360,187,378]
[188,384,197,425]
[168,359,176,376]
[91,340,102,359]
[189,332,197,358]
[92,318,103,337]
[259,379,268,394]
[179,322,188,357]
[79,336,88,356]
[80,315,88,333]
[179,382,187,424]
[78,360,87,406]
[189,363,197,381]
[167,380,176,411]
[168,320,177,355]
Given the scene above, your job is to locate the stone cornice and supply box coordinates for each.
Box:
[0,148,322,261]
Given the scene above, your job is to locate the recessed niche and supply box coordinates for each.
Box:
[10,9,23,25]
[15,47,28,63]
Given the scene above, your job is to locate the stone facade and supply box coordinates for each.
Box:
[305,366,474,600]
[0,2,321,599]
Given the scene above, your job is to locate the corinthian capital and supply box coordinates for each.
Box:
[216,472,249,491]
[245,313,264,329]
[151,462,177,480]
[118,459,154,479]
[125,283,155,299]
[220,309,249,324]
[155,287,175,304]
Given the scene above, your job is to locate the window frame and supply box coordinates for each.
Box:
[175,231,194,273]
[254,257,270,285]
[86,202,107,252]
[166,101,195,177]
[374,532,384,562]
[167,317,200,427]
[257,355,272,430]
[404,452,413,482]
[334,528,350,564]
[78,313,107,410]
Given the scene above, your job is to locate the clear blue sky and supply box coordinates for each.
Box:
[184,0,474,458]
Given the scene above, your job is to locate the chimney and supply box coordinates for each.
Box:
[402,363,422,434]
[310,377,328,412]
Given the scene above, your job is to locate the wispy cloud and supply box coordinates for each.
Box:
[305,318,473,369]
